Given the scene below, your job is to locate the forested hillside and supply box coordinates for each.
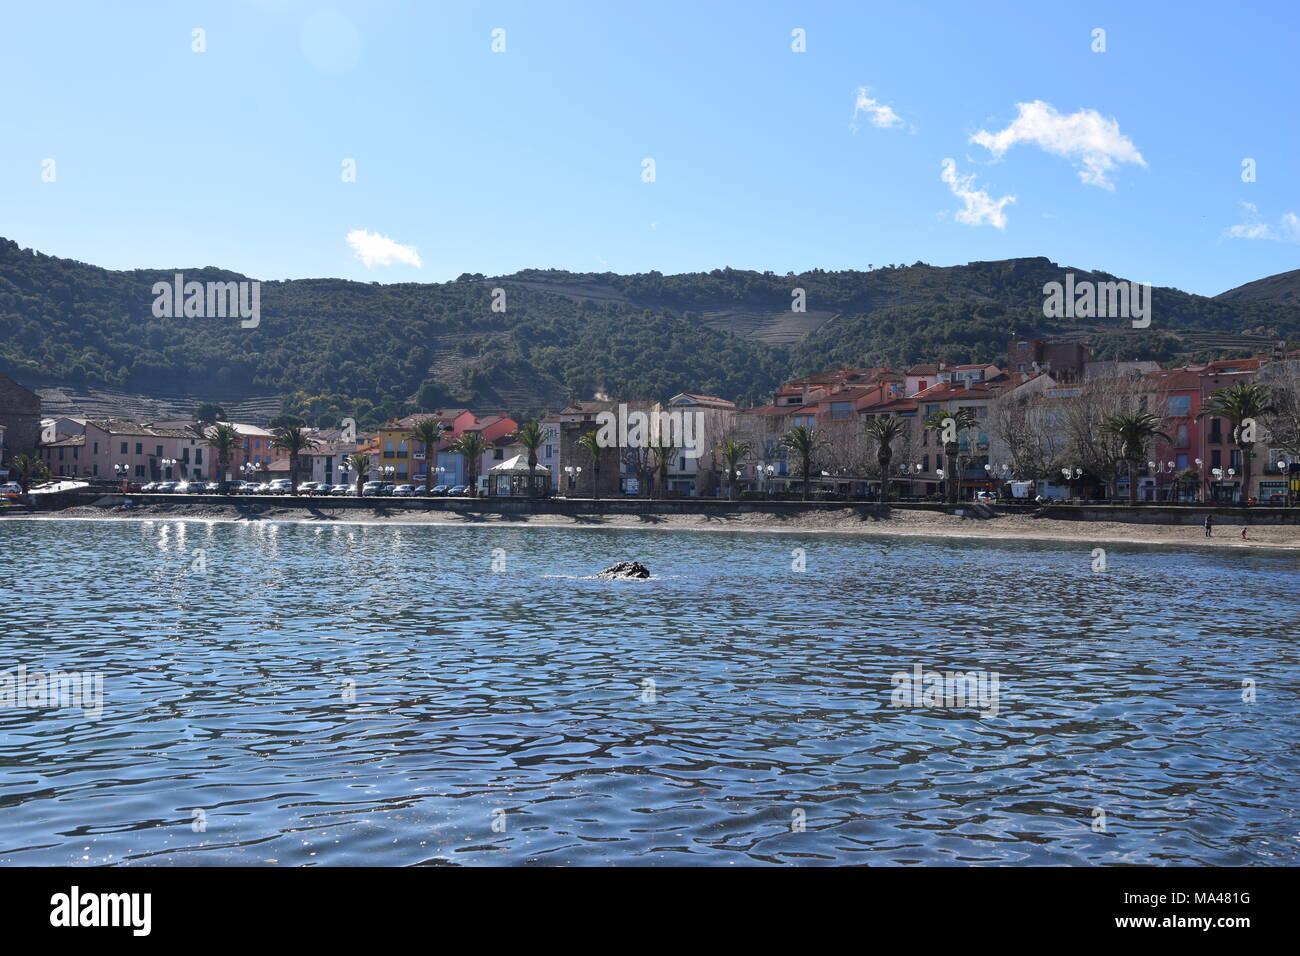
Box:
[2,238,1296,428]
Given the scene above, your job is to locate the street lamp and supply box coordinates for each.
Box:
[564,465,582,496]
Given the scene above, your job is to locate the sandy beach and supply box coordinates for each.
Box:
[10,500,1300,553]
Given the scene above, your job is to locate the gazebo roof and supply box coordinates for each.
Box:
[488,454,551,475]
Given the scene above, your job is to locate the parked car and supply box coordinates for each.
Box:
[362,481,386,497]
[392,484,415,497]
[140,482,159,492]
[204,482,221,492]
[975,491,997,503]
[430,484,450,496]
[267,479,293,494]
[448,484,470,496]
[0,482,22,500]
[326,483,347,496]
[156,481,178,493]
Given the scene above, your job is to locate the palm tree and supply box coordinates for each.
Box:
[449,431,488,497]
[512,422,547,498]
[205,423,241,493]
[650,434,676,499]
[863,416,907,503]
[1100,412,1171,506]
[716,438,751,499]
[270,425,318,495]
[779,425,829,501]
[347,451,372,497]
[10,453,47,494]
[407,419,446,495]
[1198,381,1275,506]
[924,407,978,503]
[575,430,602,499]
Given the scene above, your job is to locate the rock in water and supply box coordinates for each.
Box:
[597,561,650,580]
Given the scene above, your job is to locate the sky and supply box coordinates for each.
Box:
[1,0,1297,296]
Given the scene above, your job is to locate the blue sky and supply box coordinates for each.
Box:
[1,0,1296,296]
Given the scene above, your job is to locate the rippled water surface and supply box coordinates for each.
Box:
[1,518,1297,866]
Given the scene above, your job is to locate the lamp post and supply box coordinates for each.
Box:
[161,457,177,482]
[1061,466,1081,500]
[564,465,582,496]
[1194,458,1204,503]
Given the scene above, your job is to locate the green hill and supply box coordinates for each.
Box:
[1,238,1296,428]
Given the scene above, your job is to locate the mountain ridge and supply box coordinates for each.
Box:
[2,238,1296,428]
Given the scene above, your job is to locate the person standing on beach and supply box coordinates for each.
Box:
[1204,514,1213,537]
[1241,526,1248,540]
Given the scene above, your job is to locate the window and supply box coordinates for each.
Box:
[92,464,98,476]
[156,445,163,457]
[1176,454,1188,469]
[244,438,251,450]
[135,464,145,477]
[135,442,143,455]
[830,402,851,421]
[1209,418,1223,443]
[1230,449,1242,470]
[120,442,128,455]
[1175,425,1189,447]
[1167,395,1191,416]
[545,445,554,460]
[1211,450,1221,468]
[922,455,930,472]
[195,449,203,464]
[93,442,99,454]
[398,442,407,455]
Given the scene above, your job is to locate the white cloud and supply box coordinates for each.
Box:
[940,158,1015,229]
[852,87,903,129]
[1224,202,1300,242]
[970,100,1146,190]
[346,229,423,268]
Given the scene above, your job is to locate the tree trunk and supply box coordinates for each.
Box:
[1128,461,1137,506]
[290,453,299,494]
[1239,442,1250,506]
[879,451,892,503]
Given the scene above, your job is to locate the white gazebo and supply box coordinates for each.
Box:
[487,455,552,497]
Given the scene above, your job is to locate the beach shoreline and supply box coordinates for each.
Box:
[8,502,1300,553]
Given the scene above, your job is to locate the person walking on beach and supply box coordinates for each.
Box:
[1241,526,1248,540]
[1204,514,1213,537]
